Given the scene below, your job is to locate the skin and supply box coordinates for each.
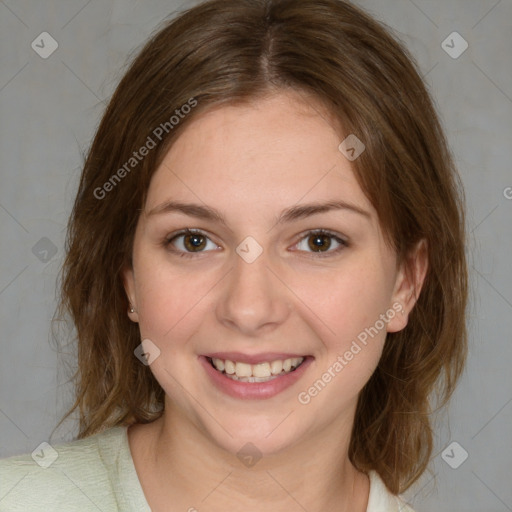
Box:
[123,90,428,512]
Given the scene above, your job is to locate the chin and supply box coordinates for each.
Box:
[201,411,308,462]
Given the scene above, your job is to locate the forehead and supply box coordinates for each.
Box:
[145,92,374,218]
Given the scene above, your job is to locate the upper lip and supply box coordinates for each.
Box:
[203,352,310,365]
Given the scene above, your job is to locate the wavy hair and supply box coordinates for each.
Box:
[55,0,467,494]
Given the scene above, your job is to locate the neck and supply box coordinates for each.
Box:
[130,404,369,512]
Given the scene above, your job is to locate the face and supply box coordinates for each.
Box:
[123,91,415,457]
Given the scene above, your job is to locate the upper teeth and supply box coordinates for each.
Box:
[211,357,304,379]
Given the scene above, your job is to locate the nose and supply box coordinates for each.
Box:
[215,248,291,337]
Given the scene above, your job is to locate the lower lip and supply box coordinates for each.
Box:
[199,356,313,400]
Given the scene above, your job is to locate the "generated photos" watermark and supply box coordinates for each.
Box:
[298,302,403,404]
[94,98,198,200]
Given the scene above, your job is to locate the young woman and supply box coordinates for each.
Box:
[0,0,467,511]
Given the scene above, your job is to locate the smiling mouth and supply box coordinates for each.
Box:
[206,356,306,383]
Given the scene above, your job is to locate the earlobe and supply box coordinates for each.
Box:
[122,265,139,323]
[387,239,428,333]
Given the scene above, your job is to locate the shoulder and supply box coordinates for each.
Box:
[367,471,415,512]
[0,426,127,512]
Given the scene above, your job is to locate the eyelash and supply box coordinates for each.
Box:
[163,228,348,259]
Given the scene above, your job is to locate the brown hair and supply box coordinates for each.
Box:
[55,0,467,494]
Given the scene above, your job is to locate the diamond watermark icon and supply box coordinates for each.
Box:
[441,32,468,59]
[134,338,161,365]
[441,441,468,469]
[236,236,263,264]
[338,134,366,161]
[32,237,58,263]
[31,32,59,59]
[237,442,262,468]
[31,442,58,468]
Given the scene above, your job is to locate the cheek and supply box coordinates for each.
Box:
[133,254,222,347]
[301,260,394,345]
[294,258,395,394]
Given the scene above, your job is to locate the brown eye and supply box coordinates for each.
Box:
[167,230,218,254]
[294,230,347,256]
[183,233,207,252]
[307,233,332,252]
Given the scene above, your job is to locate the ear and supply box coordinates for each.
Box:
[387,239,428,333]
[122,264,139,323]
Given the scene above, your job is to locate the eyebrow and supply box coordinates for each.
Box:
[276,200,371,223]
[147,200,226,223]
[146,199,371,224]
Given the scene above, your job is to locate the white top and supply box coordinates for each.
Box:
[0,426,414,511]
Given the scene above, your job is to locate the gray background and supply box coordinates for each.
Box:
[0,0,511,511]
